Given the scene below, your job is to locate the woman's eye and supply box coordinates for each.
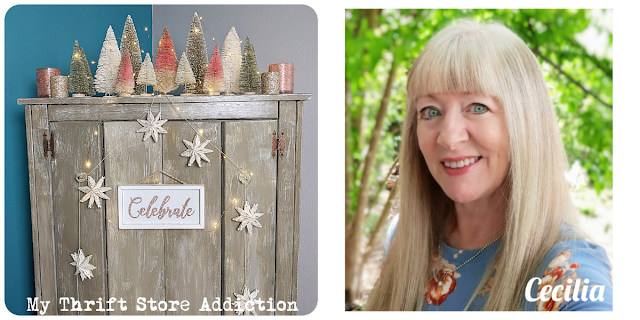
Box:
[471,103,488,113]
[421,107,440,119]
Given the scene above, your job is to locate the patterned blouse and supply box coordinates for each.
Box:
[385,216,613,311]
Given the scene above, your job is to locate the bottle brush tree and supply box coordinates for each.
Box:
[221,26,241,93]
[185,12,208,94]
[154,27,179,94]
[120,15,144,94]
[115,48,135,96]
[94,26,120,95]
[203,45,224,93]
[137,53,157,95]
[239,36,260,93]
[69,40,95,96]
[175,52,196,92]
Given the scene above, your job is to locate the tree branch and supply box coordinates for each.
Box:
[345,56,397,303]
[532,47,612,109]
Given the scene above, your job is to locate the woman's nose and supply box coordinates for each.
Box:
[436,112,469,150]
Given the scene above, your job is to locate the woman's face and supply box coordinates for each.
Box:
[416,92,510,204]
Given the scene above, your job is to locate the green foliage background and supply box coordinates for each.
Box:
[345,9,612,226]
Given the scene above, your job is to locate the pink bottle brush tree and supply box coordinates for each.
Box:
[115,48,135,96]
[154,27,179,94]
[203,45,224,94]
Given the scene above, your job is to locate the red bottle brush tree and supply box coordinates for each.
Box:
[154,27,179,94]
[203,45,224,94]
[115,48,135,96]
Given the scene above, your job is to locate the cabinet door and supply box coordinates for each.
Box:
[103,120,223,315]
[162,121,222,315]
[223,120,278,315]
[104,121,165,315]
[49,121,107,315]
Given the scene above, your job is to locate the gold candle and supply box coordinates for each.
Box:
[261,72,280,94]
[50,75,69,98]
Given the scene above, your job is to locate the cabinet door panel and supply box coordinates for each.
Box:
[104,121,165,315]
[223,120,277,315]
[50,121,107,314]
[162,121,222,314]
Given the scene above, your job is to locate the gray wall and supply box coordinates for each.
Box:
[152,5,318,314]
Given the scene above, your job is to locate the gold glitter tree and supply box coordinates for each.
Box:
[69,40,95,96]
[185,12,208,94]
[240,36,260,93]
[120,15,144,95]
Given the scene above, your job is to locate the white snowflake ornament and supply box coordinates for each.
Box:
[233,285,259,315]
[78,176,111,209]
[136,111,168,142]
[70,248,97,281]
[232,202,264,234]
[181,134,214,167]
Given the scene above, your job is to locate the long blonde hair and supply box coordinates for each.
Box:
[366,20,578,311]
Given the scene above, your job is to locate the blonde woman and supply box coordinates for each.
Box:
[365,20,612,311]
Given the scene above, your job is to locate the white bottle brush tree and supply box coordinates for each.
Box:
[94,26,121,96]
[137,53,157,95]
[176,52,196,94]
[221,27,241,93]
[69,40,95,97]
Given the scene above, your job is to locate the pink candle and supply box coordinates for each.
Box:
[268,63,294,94]
[37,68,61,97]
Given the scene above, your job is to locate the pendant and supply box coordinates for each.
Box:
[438,274,445,286]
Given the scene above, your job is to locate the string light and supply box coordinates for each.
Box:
[86,161,91,168]
[94,130,98,136]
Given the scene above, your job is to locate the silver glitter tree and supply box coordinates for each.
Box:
[185,12,208,94]
[120,15,144,95]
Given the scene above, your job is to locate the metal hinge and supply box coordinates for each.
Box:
[272,130,285,159]
[43,131,55,159]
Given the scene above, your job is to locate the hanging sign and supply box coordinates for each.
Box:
[118,185,205,229]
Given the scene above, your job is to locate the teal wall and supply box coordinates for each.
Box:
[4,5,152,314]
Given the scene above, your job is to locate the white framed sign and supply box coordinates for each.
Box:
[118,185,205,229]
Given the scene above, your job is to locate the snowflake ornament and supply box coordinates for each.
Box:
[78,176,111,209]
[136,111,168,142]
[70,248,97,281]
[233,285,260,315]
[232,202,264,234]
[181,134,214,167]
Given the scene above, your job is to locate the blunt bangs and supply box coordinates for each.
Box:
[407,22,515,107]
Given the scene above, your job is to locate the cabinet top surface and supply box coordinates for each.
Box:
[18,94,312,105]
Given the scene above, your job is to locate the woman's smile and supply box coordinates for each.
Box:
[442,156,482,176]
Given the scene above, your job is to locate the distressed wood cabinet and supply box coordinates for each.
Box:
[19,94,310,315]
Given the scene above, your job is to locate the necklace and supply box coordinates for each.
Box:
[437,235,502,287]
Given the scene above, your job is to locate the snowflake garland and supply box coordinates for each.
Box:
[181,134,214,167]
[233,285,260,315]
[233,202,264,234]
[136,111,168,142]
[70,248,97,281]
[78,176,111,209]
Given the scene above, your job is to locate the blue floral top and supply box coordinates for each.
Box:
[385,216,613,311]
